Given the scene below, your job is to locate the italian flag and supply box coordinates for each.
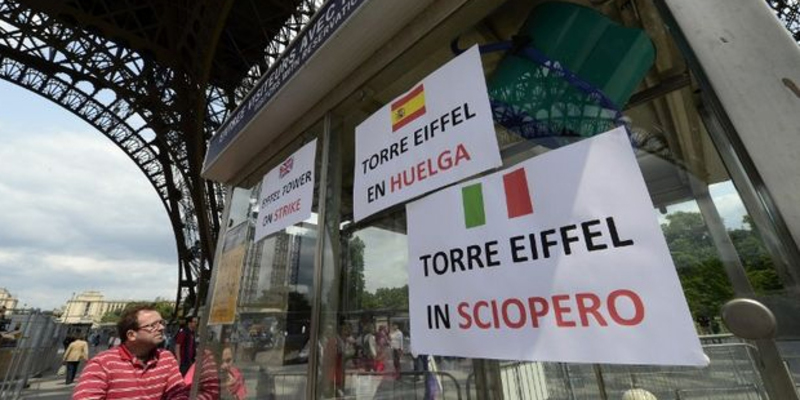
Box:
[461,168,533,229]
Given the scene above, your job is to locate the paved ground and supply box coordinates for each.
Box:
[15,345,101,400]
[19,372,74,400]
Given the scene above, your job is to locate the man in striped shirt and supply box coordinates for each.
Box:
[73,305,218,400]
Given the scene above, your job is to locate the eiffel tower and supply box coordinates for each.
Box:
[0,0,323,313]
[1,0,796,316]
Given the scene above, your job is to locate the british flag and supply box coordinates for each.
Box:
[279,157,294,178]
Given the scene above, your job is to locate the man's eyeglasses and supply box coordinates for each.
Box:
[137,320,166,332]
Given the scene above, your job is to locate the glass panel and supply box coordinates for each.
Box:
[199,122,324,400]
[327,209,474,399]
[226,187,256,230]
[310,0,800,399]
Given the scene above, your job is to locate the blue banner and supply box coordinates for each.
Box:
[205,0,366,170]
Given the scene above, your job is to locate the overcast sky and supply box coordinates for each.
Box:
[0,81,178,310]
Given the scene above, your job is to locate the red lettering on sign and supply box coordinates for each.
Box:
[501,298,527,329]
[458,302,472,329]
[528,297,549,328]
[474,300,491,329]
[389,143,471,193]
[455,289,645,330]
[272,199,302,221]
[607,289,645,326]
[576,292,608,327]
[552,294,576,327]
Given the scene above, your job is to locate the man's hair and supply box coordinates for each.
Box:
[117,304,157,343]
[183,316,197,329]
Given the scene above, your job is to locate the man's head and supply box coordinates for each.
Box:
[220,347,234,371]
[118,304,165,350]
[186,316,198,331]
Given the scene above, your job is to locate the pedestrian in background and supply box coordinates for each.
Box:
[389,324,404,379]
[63,335,75,351]
[219,347,245,400]
[62,335,88,385]
[175,316,198,376]
[0,305,7,331]
[375,325,389,372]
[358,323,377,372]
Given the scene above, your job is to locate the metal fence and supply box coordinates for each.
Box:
[776,340,800,388]
[0,309,63,400]
[674,384,762,400]
[258,368,462,400]
[465,335,768,400]
[209,334,779,399]
[254,369,307,399]
[348,371,463,400]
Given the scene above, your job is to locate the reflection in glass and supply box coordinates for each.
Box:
[206,1,799,398]
[203,199,318,400]
[201,128,322,400]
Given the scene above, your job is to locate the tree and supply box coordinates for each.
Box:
[662,211,783,320]
[678,259,734,319]
[361,285,409,310]
[728,215,783,293]
[345,236,367,309]
[661,211,717,269]
[100,301,175,324]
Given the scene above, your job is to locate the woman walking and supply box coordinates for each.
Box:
[62,335,89,385]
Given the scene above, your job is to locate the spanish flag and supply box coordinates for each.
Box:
[391,84,426,132]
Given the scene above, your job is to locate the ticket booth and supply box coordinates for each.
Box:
[199,0,800,398]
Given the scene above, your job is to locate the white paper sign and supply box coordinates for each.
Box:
[353,46,501,222]
[254,139,316,242]
[406,128,707,366]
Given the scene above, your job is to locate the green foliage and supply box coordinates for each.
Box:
[100,301,175,324]
[728,222,783,293]
[346,236,367,308]
[661,212,718,269]
[361,286,409,310]
[100,309,123,323]
[678,259,734,318]
[663,211,783,320]
[344,234,408,311]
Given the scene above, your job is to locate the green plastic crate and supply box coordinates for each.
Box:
[488,1,655,138]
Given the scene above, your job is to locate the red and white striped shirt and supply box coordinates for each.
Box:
[73,345,189,400]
